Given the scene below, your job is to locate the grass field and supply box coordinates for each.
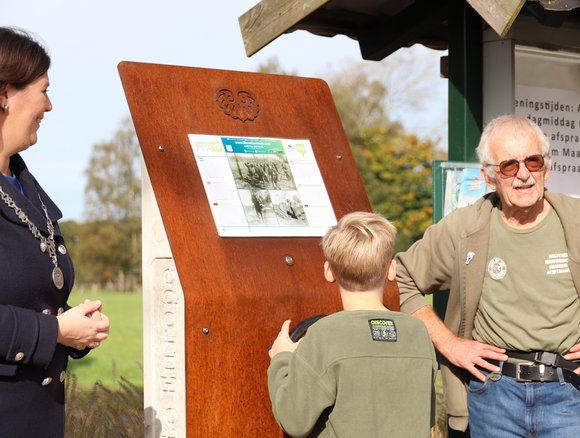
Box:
[67,290,144,388]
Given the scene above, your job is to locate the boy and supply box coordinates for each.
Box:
[268,211,437,437]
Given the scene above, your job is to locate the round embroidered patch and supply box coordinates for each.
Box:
[487,257,507,280]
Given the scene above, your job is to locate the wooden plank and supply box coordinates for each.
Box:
[466,0,525,37]
[239,0,330,57]
[510,15,580,52]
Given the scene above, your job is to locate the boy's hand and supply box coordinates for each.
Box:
[269,320,299,359]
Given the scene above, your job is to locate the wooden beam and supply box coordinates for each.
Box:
[238,0,529,59]
[239,0,330,57]
[510,14,580,52]
[466,0,526,37]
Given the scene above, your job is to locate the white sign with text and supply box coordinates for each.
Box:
[515,85,580,197]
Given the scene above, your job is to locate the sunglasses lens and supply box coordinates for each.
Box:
[499,160,519,176]
[525,155,544,171]
[497,155,544,176]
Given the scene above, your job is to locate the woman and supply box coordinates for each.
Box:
[0,27,110,436]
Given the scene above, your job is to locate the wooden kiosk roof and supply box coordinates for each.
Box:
[239,0,580,60]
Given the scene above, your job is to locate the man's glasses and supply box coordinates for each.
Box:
[486,154,545,177]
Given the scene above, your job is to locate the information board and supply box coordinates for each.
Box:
[189,134,336,236]
[515,46,580,197]
[515,85,580,196]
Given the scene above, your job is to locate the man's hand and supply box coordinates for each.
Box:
[563,342,580,375]
[440,336,507,381]
[412,305,507,381]
[269,320,299,359]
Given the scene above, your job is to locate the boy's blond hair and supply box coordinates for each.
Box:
[321,211,397,291]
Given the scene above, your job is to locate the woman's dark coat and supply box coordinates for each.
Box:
[0,154,87,437]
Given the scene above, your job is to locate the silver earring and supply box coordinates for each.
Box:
[2,104,6,111]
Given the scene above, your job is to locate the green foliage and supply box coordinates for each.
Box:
[351,126,445,250]
[66,218,141,290]
[61,218,141,290]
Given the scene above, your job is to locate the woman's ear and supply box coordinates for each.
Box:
[0,84,8,111]
[0,83,12,113]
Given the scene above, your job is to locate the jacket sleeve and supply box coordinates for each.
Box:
[396,212,460,315]
[68,346,90,360]
[267,351,335,437]
[0,304,57,371]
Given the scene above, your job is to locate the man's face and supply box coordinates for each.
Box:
[482,126,551,219]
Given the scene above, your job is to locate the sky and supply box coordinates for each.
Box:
[3,0,447,221]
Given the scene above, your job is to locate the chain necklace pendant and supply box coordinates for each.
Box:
[0,185,65,291]
[52,266,64,290]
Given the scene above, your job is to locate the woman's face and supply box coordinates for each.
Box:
[2,72,52,155]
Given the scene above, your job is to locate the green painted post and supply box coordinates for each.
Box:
[433,0,484,335]
[448,0,483,162]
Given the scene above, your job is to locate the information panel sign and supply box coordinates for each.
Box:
[515,85,580,197]
[189,134,337,237]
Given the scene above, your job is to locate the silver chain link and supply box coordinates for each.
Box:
[0,185,58,267]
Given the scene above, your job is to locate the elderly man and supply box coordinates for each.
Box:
[396,114,580,437]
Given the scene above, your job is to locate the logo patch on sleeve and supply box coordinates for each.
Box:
[368,319,397,342]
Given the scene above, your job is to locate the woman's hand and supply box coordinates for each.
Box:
[56,300,110,350]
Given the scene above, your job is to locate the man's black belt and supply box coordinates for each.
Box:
[486,350,580,388]
[505,350,578,372]
[500,361,559,382]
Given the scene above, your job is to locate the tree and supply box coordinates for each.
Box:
[256,58,298,76]
[84,117,141,221]
[327,58,447,250]
[74,218,141,291]
[327,63,391,143]
[72,117,142,291]
[351,125,445,251]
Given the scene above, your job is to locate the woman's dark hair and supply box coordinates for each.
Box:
[0,27,51,90]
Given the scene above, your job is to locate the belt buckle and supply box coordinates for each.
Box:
[535,351,558,367]
[515,362,534,382]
